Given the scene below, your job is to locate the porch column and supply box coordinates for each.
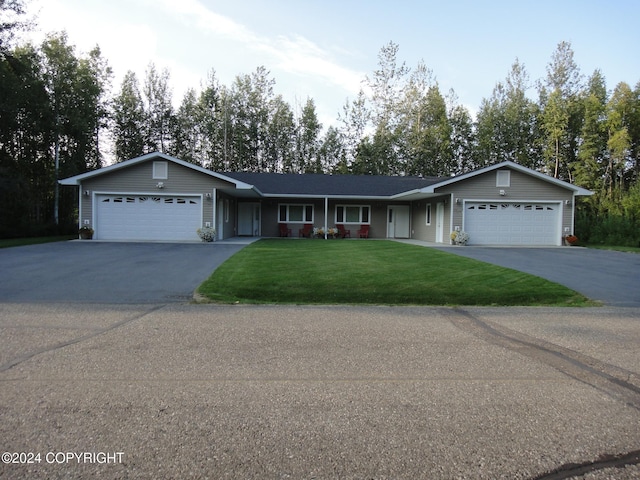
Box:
[324,197,328,239]
[212,188,217,240]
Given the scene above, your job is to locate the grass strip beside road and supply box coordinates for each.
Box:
[197,239,591,306]
[0,235,76,249]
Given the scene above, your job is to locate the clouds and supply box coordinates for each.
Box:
[155,0,365,98]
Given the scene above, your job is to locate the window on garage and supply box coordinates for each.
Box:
[496,170,510,187]
[153,161,168,179]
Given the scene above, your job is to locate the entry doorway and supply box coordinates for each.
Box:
[387,205,411,238]
[238,203,261,236]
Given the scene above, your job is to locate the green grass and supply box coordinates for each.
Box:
[197,239,592,306]
[0,235,77,249]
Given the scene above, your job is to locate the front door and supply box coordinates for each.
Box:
[387,206,411,238]
[238,203,260,236]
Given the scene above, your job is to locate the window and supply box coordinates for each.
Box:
[496,170,510,187]
[279,204,313,223]
[153,161,168,179]
[425,204,432,225]
[335,205,370,224]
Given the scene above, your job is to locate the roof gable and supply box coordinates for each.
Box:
[59,152,254,190]
[422,161,593,196]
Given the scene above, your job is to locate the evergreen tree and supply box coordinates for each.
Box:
[111,71,145,161]
[143,63,174,154]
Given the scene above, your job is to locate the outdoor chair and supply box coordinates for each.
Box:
[336,224,351,238]
[279,224,292,237]
[357,225,370,238]
[298,224,313,238]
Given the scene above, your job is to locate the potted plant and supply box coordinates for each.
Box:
[79,225,94,240]
[450,231,470,245]
[197,226,216,242]
[564,234,578,246]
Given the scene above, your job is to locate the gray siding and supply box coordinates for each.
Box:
[435,168,575,234]
[79,160,236,232]
[411,196,450,243]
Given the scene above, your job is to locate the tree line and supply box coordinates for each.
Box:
[1,2,638,244]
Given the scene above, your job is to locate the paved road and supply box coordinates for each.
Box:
[0,303,638,479]
[432,246,640,307]
[0,240,251,304]
[1,240,639,478]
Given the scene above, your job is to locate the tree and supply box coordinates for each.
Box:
[41,32,111,223]
[225,66,275,171]
[112,71,145,161]
[575,70,608,194]
[143,63,174,154]
[605,82,633,203]
[0,0,31,55]
[0,43,49,236]
[317,126,344,173]
[338,89,369,171]
[265,95,295,172]
[475,60,540,169]
[295,98,322,172]
[448,101,476,174]
[538,41,584,180]
[367,41,408,130]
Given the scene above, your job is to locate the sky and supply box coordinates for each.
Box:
[23,0,640,130]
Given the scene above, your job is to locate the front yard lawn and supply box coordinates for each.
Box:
[197,239,591,306]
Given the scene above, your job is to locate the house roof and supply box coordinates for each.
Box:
[223,172,442,198]
[418,161,593,196]
[59,153,593,199]
[58,152,255,191]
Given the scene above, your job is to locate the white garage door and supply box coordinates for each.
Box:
[96,194,201,241]
[464,202,560,246]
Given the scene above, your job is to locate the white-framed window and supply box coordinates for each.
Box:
[279,204,314,223]
[425,204,432,225]
[335,205,370,224]
[224,199,230,222]
[496,170,510,187]
[153,161,168,179]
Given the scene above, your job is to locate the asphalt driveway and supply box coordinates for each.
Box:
[0,240,250,304]
[1,240,638,306]
[434,245,640,307]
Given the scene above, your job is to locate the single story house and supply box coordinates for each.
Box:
[59,152,593,246]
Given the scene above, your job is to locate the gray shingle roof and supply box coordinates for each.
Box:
[222,172,443,197]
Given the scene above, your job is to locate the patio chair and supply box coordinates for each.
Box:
[336,224,351,238]
[279,224,292,237]
[357,225,370,238]
[298,224,313,238]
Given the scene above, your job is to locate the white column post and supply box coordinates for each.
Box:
[324,197,328,239]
